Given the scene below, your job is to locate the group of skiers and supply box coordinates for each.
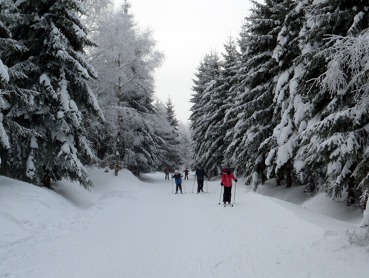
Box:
[164,166,237,205]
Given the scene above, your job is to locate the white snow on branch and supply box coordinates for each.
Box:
[0,113,10,149]
[0,60,9,83]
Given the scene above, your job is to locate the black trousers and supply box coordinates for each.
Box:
[223,186,232,203]
[176,184,182,193]
[197,178,204,192]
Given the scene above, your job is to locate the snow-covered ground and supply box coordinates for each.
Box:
[1,167,369,278]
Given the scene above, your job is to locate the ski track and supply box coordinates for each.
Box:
[1,171,369,277]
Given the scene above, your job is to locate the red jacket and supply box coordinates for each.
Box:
[221,173,237,187]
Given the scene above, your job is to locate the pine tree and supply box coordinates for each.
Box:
[263,0,304,189]
[0,0,20,175]
[0,0,15,148]
[153,99,182,172]
[319,30,369,207]
[165,98,182,168]
[210,38,240,175]
[0,1,44,180]
[229,0,288,189]
[295,0,369,201]
[177,122,193,169]
[190,51,222,174]
[223,24,249,169]
[5,0,103,187]
[199,66,224,176]
[166,98,179,129]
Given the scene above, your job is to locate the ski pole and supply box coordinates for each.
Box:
[206,179,209,193]
[218,185,223,205]
[192,178,196,193]
[182,179,186,193]
[232,181,237,207]
[171,178,174,193]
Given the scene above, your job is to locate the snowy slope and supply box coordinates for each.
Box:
[1,168,369,278]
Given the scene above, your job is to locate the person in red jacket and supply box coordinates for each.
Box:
[221,168,237,205]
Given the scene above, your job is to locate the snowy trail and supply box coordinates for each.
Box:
[1,169,369,278]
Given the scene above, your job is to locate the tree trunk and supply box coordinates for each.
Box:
[0,148,8,176]
[360,197,369,228]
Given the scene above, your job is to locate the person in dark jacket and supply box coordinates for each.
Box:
[183,168,189,180]
[172,171,183,194]
[195,166,208,193]
[164,166,170,180]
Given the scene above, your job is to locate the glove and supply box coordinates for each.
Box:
[235,179,238,182]
[221,183,224,186]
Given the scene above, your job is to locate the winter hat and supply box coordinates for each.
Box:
[223,167,230,174]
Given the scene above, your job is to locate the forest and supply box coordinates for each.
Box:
[190,0,369,210]
[1,0,369,213]
[0,0,191,188]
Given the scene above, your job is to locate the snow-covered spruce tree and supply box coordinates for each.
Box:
[166,97,178,128]
[208,37,240,176]
[223,24,249,170]
[0,0,14,85]
[190,51,222,175]
[0,0,16,174]
[177,122,193,169]
[228,0,288,190]
[163,97,182,169]
[322,30,369,211]
[199,71,224,176]
[6,0,103,187]
[87,2,164,174]
[1,1,49,182]
[192,47,234,177]
[264,0,320,194]
[153,99,180,172]
[263,0,307,189]
[0,1,24,176]
[295,0,369,202]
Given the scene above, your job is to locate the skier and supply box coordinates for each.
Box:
[164,166,170,180]
[183,168,189,180]
[195,166,208,193]
[172,171,183,194]
[221,168,237,205]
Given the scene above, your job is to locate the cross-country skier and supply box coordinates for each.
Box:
[172,171,183,194]
[195,166,208,193]
[221,168,237,205]
[183,168,189,180]
[164,166,170,180]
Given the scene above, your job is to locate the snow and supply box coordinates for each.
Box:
[274,70,290,105]
[0,113,10,149]
[1,168,369,278]
[0,60,9,82]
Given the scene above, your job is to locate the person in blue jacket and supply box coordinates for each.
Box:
[172,171,183,194]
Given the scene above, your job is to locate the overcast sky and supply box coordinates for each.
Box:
[114,0,256,122]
